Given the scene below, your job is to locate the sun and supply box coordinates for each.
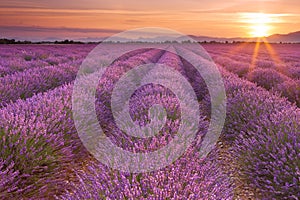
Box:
[250,24,269,37]
[240,13,273,38]
[248,13,271,37]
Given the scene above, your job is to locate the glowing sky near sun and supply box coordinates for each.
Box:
[0,0,299,40]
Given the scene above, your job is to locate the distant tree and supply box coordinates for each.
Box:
[0,38,15,44]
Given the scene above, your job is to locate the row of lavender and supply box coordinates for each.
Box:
[0,44,151,106]
[202,43,300,107]
[0,45,93,77]
[0,44,299,199]
[186,46,299,199]
[0,45,92,106]
[66,47,233,199]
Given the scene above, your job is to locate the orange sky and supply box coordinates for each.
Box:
[0,0,299,40]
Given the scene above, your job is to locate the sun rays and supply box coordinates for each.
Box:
[247,37,286,74]
[234,12,287,72]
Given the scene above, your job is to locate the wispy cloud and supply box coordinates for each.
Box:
[0,7,164,15]
[0,25,121,33]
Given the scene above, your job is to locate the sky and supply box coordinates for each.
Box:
[0,0,299,41]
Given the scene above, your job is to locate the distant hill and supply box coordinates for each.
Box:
[266,31,300,43]
[186,31,300,43]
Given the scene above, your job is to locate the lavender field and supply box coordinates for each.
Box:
[0,43,299,199]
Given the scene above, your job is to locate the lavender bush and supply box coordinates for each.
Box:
[235,108,300,199]
[59,144,234,200]
[213,56,250,78]
[0,64,78,106]
[273,80,300,107]
[247,68,288,90]
[211,69,300,199]
[0,83,84,198]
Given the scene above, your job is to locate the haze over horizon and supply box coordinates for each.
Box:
[0,0,300,41]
